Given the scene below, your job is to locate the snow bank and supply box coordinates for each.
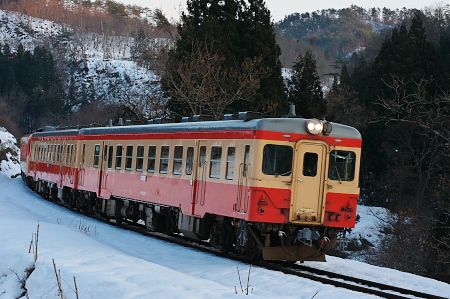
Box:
[0,127,20,178]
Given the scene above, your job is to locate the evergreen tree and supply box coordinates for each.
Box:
[236,0,287,114]
[287,50,326,118]
[368,11,449,108]
[165,0,287,118]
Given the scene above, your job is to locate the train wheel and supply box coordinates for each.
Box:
[243,238,260,261]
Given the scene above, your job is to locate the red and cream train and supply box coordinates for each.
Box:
[20,113,361,261]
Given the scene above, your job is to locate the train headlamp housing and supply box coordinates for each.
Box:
[306,119,324,135]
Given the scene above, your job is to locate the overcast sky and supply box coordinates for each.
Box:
[119,0,447,21]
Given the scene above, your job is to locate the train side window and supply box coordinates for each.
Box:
[66,145,70,165]
[125,145,133,171]
[185,147,194,175]
[262,144,293,176]
[160,146,169,174]
[173,146,183,175]
[103,145,108,162]
[81,144,86,165]
[329,150,356,181]
[226,147,235,180]
[136,146,144,171]
[244,145,250,176]
[47,144,50,162]
[50,144,54,162]
[210,146,222,179]
[56,145,60,162]
[303,152,318,177]
[70,145,74,165]
[147,146,156,173]
[116,145,123,169]
[199,146,206,166]
[93,144,101,167]
[71,145,76,166]
[107,146,114,168]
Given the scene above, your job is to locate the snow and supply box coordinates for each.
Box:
[0,127,20,178]
[0,9,162,117]
[0,10,65,51]
[0,173,449,298]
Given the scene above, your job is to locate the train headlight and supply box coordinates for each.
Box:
[306,119,323,135]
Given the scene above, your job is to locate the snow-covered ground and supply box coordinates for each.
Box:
[0,128,449,298]
[2,176,450,299]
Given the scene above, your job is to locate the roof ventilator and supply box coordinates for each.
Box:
[238,111,262,121]
[223,114,239,120]
[193,115,214,122]
[148,118,174,124]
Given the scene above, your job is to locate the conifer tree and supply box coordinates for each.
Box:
[287,50,326,118]
[165,0,287,118]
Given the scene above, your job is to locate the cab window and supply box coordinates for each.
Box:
[303,153,318,177]
[262,144,293,176]
[329,150,356,181]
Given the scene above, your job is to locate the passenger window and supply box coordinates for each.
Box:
[103,145,108,162]
[116,145,123,169]
[93,144,101,167]
[71,145,74,165]
[160,146,169,173]
[329,150,356,181]
[108,146,114,168]
[66,145,71,165]
[147,146,156,172]
[226,147,235,180]
[303,152,318,177]
[57,145,62,163]
[244,145,250,176]
[173,146,183,175]
[210,146,222,179]
[136,146,144,171]
[199,146,206,167]
[50,145,54,162]
[125,145,133,171]
[185,147,194,175]
[262,144,292,176]
[81,144,86,165]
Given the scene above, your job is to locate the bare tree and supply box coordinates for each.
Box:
[165,42,268,120]
[373,75,450,281]
[376,75,450,146]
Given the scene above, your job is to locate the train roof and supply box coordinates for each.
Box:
[31,118,361,140]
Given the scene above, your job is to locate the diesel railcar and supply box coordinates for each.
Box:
[20,113,361,261]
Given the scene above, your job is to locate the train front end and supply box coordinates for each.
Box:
[254,118,362,261]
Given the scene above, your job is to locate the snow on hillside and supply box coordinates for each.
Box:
[0,127,20,178]
[1,175,449,298]
[0,9,161,115]
[0,9,65,51]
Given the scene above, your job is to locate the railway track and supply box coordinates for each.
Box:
[115,218,448,299]
[48,199,447,299]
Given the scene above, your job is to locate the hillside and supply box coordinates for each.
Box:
[0,3,171,135]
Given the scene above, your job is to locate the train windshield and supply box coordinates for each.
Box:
[262,144,293,176]
[328,150,356,181]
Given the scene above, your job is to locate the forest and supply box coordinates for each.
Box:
[0,0,449,282]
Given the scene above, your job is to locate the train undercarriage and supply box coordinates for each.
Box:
[24,176,340,262]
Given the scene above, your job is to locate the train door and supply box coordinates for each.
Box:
[97,141,109,197]
[236,144,251,213]
[191,140,207,216]
[291,140,328,224]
